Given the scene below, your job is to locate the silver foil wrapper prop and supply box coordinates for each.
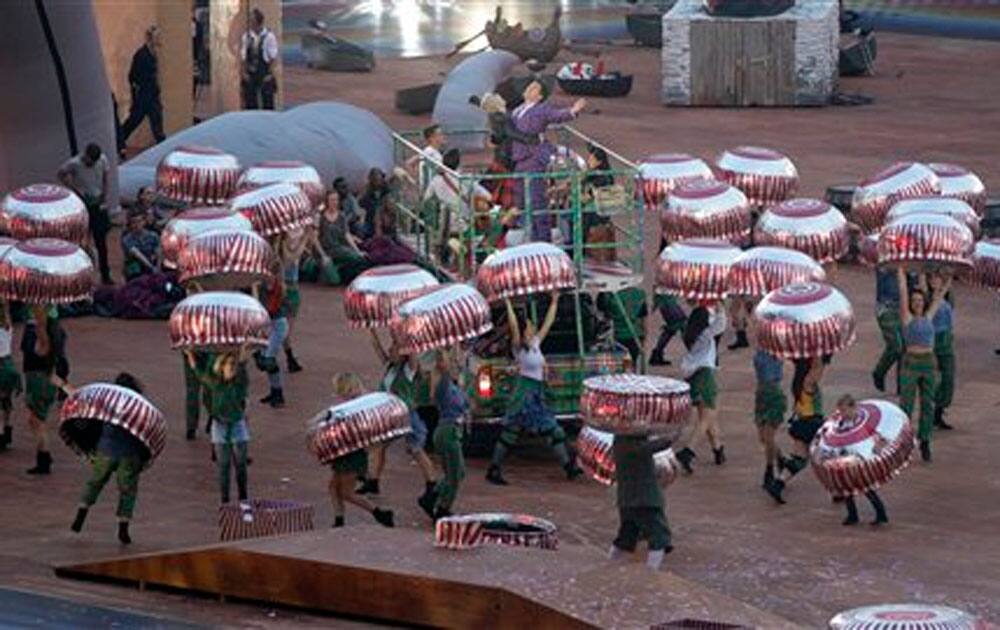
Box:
[344,264,440,328]
[161,207,254,269]
[851,162,941,232]
[229,182,314,238]
[435,513,558,550]
[391,284,493,355]
[754,198,849,264]
[476,242,576,302]
[655,238,742,301]
[58,383,167,469]
[178,229,274,290]
[662,180,751,244]
[972,239,1000,290]
[828,603,989,630]
[886,196,980,239]
[0,184,89,244]
[715,146,799,208]
[877,213,974,268]
[169,291,270,351]
[930,162,987,216]
[0,237,16,259]
[0,238,93,305]
[638,153,713,210]
[727,246,826,297]
[580,373,691,437]
[434,515,485,550]
[156,145,241,206]
[810,399,914,498]
[859,233,880,268]
[238,160,326,210]
[575,426,680,488]
[308,392,412,463]
[753,282,856,359]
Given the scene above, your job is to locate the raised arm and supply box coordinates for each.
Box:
[370,330,388,363]
[536,290,560,343]
[897,266,912,324]
[926,274,953,319]
[505,298,521,349]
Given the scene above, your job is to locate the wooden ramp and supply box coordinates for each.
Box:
[55,527,801,629]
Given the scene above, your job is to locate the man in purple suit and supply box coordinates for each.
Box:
[510,81,586,241]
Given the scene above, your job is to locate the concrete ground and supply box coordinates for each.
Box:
[3,32,1000,628]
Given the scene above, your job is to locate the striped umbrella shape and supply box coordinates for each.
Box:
[851,162,941,232]
[575,425,681,488]
[307,392,412,463]
[580,373,691,438]
[344,264,440,328]
[0,184,89,245]
[828,603,989,630]
[476,242,576,302]
[0,238,93,305]
[160,207,254,269]
[662,180,751,244]
[434,516,486,550]
[886,196,980,239]
[715,146,799,208]
[637,153,713,210]
[156,145,241,206]
[930,162,987,216]
[972,239,1000,290]
[237,160,326,211]
[654,238,742,301]
[877,213,974,268]
[168,291,270,351]
[390,284,493,355]
[229,182,314,238]
[753,282,856,359]
[727,246,826,297]
[754,198,849,264]
[177,229,275,290]
[457,513,559,550]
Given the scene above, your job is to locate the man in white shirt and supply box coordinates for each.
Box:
[240,9,279,110]
[406,124,446,190]
[58,143,112,284]
[423,148,491,236]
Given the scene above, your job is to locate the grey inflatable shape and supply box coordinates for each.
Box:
[432,50,520,152]
[120,102,394,202]
[0,1,118,203]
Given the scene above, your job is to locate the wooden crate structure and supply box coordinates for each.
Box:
[662,0,838,107]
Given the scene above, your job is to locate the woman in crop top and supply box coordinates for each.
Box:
[486,291,583,486]
[898,265,950,462]
[674,306,724,474]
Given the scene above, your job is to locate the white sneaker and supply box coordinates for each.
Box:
[646,549,665,571]
[608,545,627,561]
[239,501,254,523]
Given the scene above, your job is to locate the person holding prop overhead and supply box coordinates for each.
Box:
[673,305,724,473]
[427,349,469,520]
[608,432,674,571]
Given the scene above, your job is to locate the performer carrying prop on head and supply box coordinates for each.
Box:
[0,301,22,452]
[608,433,674,571]
[673,305,724,473]
[926,271,955,431]
[752,346,786,489]
[22,306,68,475]
[428,349,469,520]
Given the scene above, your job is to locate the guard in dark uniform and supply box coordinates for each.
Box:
[241,9,278,110]
[120,26,165,149]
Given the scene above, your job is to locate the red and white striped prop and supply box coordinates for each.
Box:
[219,499,315,542]
[655,238,742,301]
[177,229,274,290]
[829,603,990,630]
[58,383,167,469]
[877,213,974,268]
[714,146,798,208]
[753,282,856,359]
[0,238,93,304]
[476,242,575,302]
[390,284,493,355]
[229,182,314,238]
[851,162,941,232]
[169,291,270,351]
[930,162,987,215]
[638,153,713,210]
[886,196,980,238]
[0,184,89,245]
[156,145,240,206]
[662,180,751,244]
[0,237,16,259]
[811,399,914,499]
[727,246,826,297]
[575,426,680,487]
[467,513,559,550]
[580,374,691,437]
[238,161,326,210]
[972,239,1000,290]
[308,392,412,463]
[858,232,880,268]
[434,515,486,550]
[344,264,440,328]
[754,198,849,264]
[160,207,254,269]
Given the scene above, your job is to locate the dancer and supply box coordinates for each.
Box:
[727,299,750,351]
[183,351,212,441]
[832,394,889,526]
[753,347,786,489]
[359,333,439,506]
[898,265,950,462]
[187,348,253,521]
[486,291,583,485]
[674,306,723,473]
[427,350,468,520]
[608,433,674,571]
[70,373,150,544]
[325,373,394,528]
[871,265,912,393]
[279,230,308,373]
[22,307,68,475]
[0,301,21,452]
[765,355,827,504]
[927,271,955,430]
[257,259,288,408]
[648,293,686,367]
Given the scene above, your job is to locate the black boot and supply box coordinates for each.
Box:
[933,407,953,430]
[648,351,670,367]
[260,388,285,408]
[118,521,132,545]
[70,507,88,533]
[285,348,303,373]
[0,426,11,451]
[867,491,888,526]
[433,507,452,522]
[357,478,380,495]
[485,465,508,486]
[185,428,196,441]
[417,485,438,519]
[727,330,749,350]
[713,445,726,465]
[920,439,932,463]
[332,516,345,528]
[871,371,885,393]
[764,478,786,504]
[372,508,394,528]
[26,451,51,475]
[675,447,696,474]
[762,465,774,488]
[564,459,584,480]
[842,498,859,526]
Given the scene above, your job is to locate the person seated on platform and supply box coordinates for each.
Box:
[135,186,186,232]
[580,145,619,259]
[120,207,161,282]
[423,148,493,270]
[833,394,889,526]
[358,168,392,239]
[361,195,418,266]
[608,433,674,571]
[315,188,374,285]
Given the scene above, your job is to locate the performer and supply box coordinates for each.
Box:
[727,299,750,351]
[871,266,913,393]
[509,81,586,241]
[752,347,786,489]
[119,26,165,149]
[187,348,254,521]
[674,306,723,473]
[607,433,674,571]
[927,271,955,430]
[22,307,68,475]
[280,231,308,373]
[240,9,279,110]
[359,334,439,507]
[257,259,288,408]
[596,286,647,366]
[833,394,889,526]
[708,301,728,367]
[70,373,149,544]
[427,350,468,520]
[898,265,950,462]
[472,92,539,211]
[765,355,827,504]
[648,294,686,367]
[486,292,583,485]
[325,373,394,528]
[0,301,22,452]
[183,350,212,441]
